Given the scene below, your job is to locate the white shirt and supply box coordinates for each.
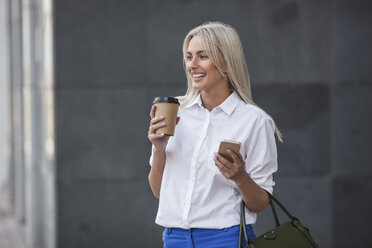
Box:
[149,91,278,229]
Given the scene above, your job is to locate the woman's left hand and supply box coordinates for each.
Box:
[213,149,247,183]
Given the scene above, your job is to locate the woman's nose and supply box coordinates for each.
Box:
[187,58,198,70]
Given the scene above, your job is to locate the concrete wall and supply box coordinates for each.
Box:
[7,0,56,247]
[0,0,9,189]
[8,0,26,224]
[21,0,56,246]
[52,1,372,248]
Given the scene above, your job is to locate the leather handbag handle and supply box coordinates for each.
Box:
[239,191,295,246]
[239,200,249,248]
[269,197,280,227]
[268,191,294,221]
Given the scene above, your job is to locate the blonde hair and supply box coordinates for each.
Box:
[179,21,283,142]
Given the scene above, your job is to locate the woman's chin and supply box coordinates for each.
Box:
[192,82,204,90]
[192,85,200,90]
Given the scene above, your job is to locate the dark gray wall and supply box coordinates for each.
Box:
[54,0,372,247]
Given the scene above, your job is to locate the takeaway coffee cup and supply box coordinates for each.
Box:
[153,96,180,136]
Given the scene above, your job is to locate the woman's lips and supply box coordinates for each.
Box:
[192,73,206,82]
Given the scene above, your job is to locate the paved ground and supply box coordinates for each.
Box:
[0,187,26,248]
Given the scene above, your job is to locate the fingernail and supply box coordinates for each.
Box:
[214,152,218,156]
[213,155,217,160]
[160,116,164,119]
[161,133,165,136]
[162,123,166,126]
[227,149,231,153]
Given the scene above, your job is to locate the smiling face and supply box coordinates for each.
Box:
[185,36,229,94]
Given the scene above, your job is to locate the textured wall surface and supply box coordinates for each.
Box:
[53,0,372,247]
[0,0,9,187]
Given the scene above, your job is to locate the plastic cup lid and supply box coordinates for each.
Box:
[153,96,180,105]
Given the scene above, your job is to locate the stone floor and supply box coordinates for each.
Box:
[0,187,26,248]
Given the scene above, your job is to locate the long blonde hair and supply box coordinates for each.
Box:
[179,21,283,141]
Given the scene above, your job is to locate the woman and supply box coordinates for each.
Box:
[148,21,281,248]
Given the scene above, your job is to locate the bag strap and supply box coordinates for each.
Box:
[267,191,294,221]
[269,197,280,227]
[238,191,295,247]
[239,200,249,248]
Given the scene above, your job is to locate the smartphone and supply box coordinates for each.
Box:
[218,140,241,163]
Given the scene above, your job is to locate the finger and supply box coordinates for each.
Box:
[237,152,244,162]
[214,157,232,178]
[214,152,233,169]
[229,149,244,161]
[148,132,166,140]
[214,152,233,170]
[213,156,229,171]
[150,115,165,125]
[176,116,181,125]
[149,122,166,133]
[150,104,156,118]
[226,148,241,163]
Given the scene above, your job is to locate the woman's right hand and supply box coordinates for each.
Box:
[148,105,180,151]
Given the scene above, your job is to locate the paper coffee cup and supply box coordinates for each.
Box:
[153,96,180,136]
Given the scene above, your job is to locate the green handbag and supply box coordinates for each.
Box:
[239,192,319,248]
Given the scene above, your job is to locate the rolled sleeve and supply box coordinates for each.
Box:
[245,117,278,194]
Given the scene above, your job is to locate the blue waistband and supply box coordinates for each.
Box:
[165,224,253,236]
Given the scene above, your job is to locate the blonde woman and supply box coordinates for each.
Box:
[148,21,281,248]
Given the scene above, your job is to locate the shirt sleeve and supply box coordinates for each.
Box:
[245,117,278,194]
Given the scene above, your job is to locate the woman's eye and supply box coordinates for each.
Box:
[186,56,192,60]
[200,55,208,59]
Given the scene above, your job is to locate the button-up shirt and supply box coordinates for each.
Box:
[149,91,278,229]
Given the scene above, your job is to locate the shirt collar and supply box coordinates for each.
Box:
[186,93,203,108]
[218,91,241,115]
[186,91,241,115]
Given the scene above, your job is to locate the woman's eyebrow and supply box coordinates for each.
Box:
[186,50,207,54]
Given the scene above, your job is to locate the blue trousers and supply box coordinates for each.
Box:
[163,225,256,248]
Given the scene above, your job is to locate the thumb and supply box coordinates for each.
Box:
[176,116,181,125]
